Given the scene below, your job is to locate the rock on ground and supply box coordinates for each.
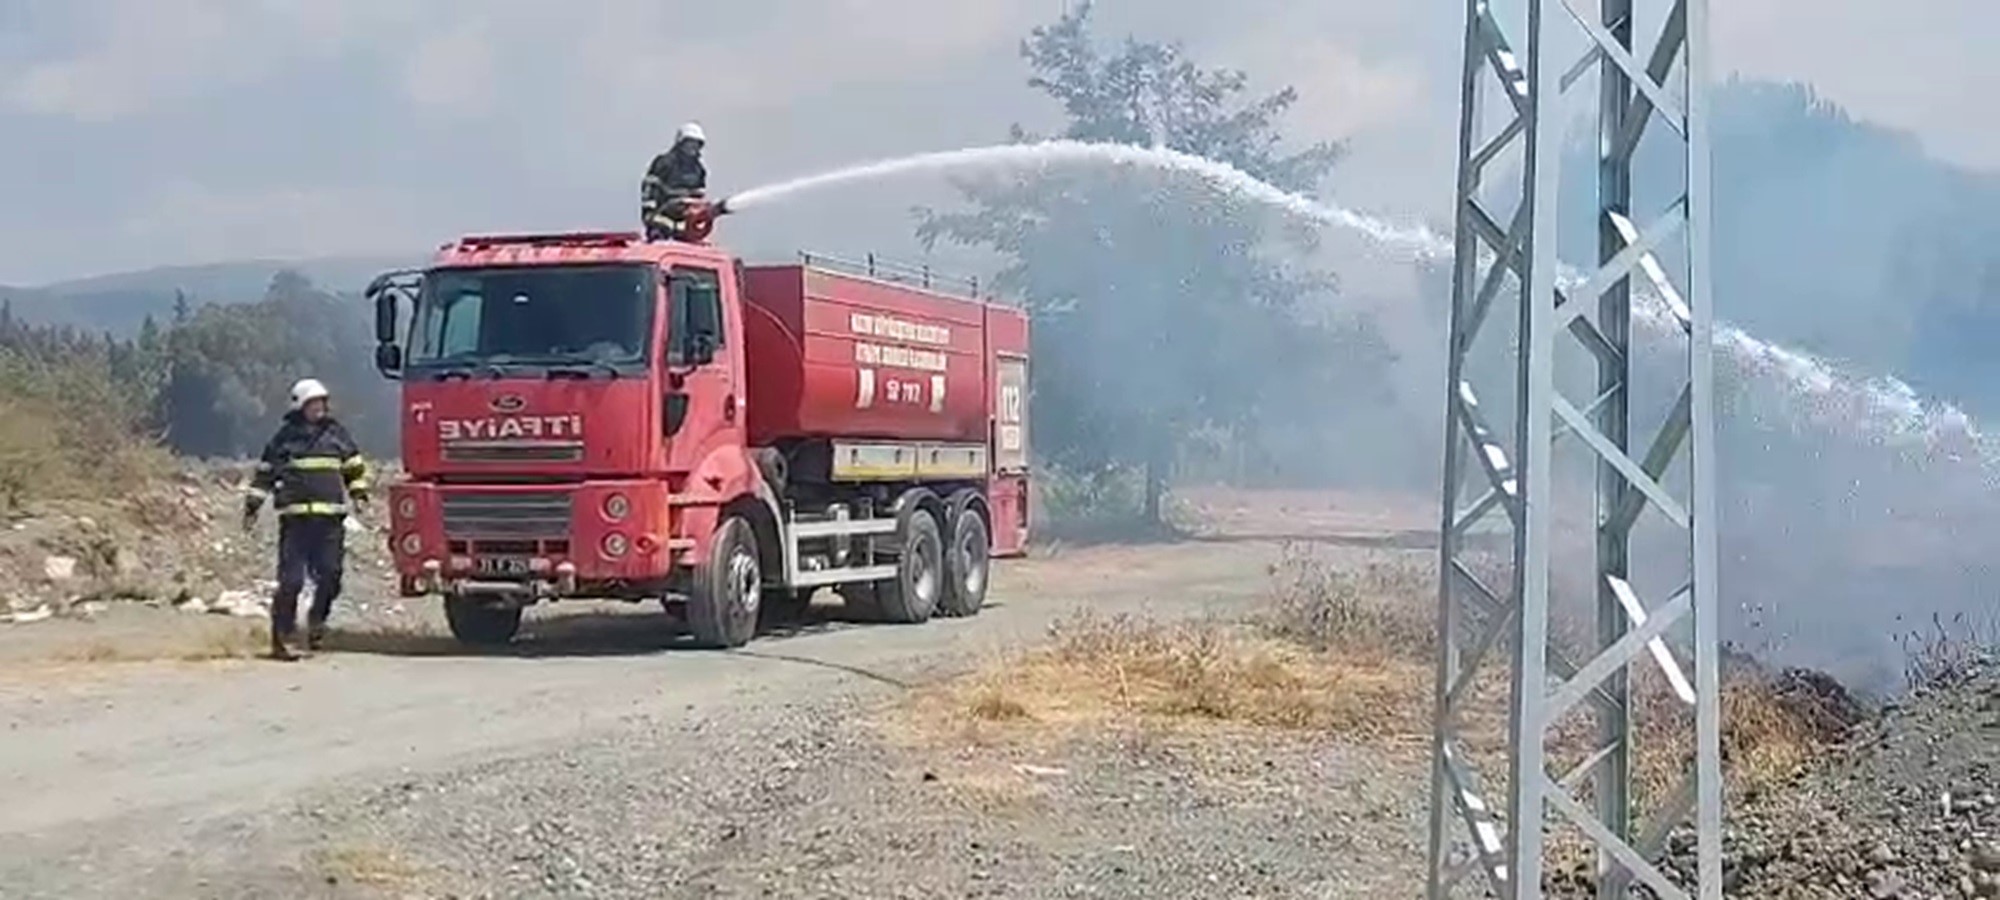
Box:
[0,460,399,632]
[1647,658,2000,898]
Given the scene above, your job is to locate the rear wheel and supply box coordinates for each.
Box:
[444,594,522,646]
[870,508,943,624]
[940,504,990,618]
[686,516,761,649]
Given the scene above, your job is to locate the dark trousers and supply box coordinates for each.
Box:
[272,515,346,634]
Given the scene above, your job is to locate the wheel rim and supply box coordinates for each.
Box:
[954,520,988,599]
[911,536,940,606]
[728,546,761,615]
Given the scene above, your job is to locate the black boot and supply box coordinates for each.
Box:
[269,628,302,661]
[306,618,328,652]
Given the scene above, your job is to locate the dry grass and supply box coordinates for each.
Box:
[1258,546,1436,660]
[1061,613,1426,736]
[1538,653,1856,815]
[0,387,168,515]
[901,538,1851,835]
[180,620,270,662]
[1606,675,1786,807]
[899,546,1442,751]
[48,619,268,665]
[1897,610,2000,691]
[314,842,429,890]
[1720,679,1825,795]
[58,641,124,664]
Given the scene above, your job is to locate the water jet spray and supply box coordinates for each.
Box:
[716,139,1995,471]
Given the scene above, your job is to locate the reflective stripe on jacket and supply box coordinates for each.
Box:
[640,148,707,221]
[247,413,369,518]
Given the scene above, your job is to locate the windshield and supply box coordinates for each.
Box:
[408,264,655,373]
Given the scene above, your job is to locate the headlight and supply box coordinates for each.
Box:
[399,533,422,555]
[602,493,631,522]
[601,533,629,558]
[396,496,419,520]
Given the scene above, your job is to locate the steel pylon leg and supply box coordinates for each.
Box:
[1424,0,1722,898]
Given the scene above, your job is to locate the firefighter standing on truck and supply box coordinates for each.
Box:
[641,122,709,241]
[242,378,371,660]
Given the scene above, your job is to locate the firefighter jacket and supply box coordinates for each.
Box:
[246,413,371,517]
[641,147,707,225]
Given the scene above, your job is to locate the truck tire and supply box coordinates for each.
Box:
[870,508,944,625]
[940,503,990,618]
[686,516,761,649]
[444,594,522,646]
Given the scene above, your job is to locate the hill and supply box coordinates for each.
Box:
[0,268,396,509]
[0,255,417,335]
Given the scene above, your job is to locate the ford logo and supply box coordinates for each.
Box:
[490,394,526,412]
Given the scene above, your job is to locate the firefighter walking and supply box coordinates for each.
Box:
[242,378,371,660]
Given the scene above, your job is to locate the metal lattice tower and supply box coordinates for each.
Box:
[1425,0,1721,897]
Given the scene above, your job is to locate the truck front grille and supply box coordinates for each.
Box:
[440,490,573,540]
[442,440,585,464]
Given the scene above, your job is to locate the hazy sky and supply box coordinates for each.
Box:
[1,0,1993,285]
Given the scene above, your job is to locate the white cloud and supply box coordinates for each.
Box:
[7,3,241,120]
[401,22,496,113]
[3,0,414,121]
[3,0,1998,283]
[115,181,432,269]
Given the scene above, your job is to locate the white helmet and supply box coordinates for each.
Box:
[675,121,706,146]
[289,378,330,411]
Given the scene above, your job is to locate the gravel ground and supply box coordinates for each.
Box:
[1692,657,2000,899]
[291,702,1429,899]
[16,479,1997,899]
[0,513,1438,900]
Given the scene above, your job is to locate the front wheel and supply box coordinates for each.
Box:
[686,516,761,648]
[444,594,523,646]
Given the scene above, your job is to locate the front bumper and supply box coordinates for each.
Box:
[387,480,684,596]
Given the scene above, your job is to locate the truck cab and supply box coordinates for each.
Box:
[367,231,1030,648]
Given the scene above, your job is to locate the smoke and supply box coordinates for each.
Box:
[717,92,1997,694]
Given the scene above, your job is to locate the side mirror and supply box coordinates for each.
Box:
[369,284,403,378]
[367,270,420,379]
[372,288,399,344]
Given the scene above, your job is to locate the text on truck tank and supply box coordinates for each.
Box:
[848,312,951,346]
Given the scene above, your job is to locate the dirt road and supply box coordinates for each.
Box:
[0,524,1432,899]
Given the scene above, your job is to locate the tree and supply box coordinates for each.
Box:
[155,271,397,457]
[917,2,1385,524]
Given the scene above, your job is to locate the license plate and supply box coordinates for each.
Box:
[475,557,533,576]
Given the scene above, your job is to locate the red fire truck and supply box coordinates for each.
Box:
[365,231,1030,648]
